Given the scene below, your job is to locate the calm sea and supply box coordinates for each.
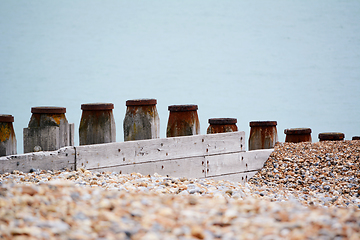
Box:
[1,0,359,153]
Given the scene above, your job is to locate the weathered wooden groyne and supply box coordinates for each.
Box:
[0,131,273,184]
[2,98,351,183]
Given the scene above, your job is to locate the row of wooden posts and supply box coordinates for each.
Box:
[1,99,357,157]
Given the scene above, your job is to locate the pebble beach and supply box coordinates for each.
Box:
[1,140,359,239]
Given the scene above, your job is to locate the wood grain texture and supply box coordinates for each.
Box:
[204,170,259,184]
[88,156,206,179]
[23,126,60,153]
[205,149,273,177]
[0,146,75,173]
[76,131,245,170]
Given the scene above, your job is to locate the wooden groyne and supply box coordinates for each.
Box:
[6,99,350,183]
[0,131,273,184]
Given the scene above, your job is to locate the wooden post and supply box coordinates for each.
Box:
[23,107,74,153]
[318,132,345,141]
[207,118,238,134]
[0,115,17,156]
[123,99,160,141]
[248,121,278,150]
[166,105,200,137]
[79,103,116,145]
[284,128,312,143]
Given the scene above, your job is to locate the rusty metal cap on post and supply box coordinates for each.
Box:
[81,103,114,111]
[0,114,14,122]
[284,128,312,135]
[250,121,277,127]
[209,118,237,125]
[318,132,345,140]
[126,99,157,106]
[31,107,66,114]
[352,136,360,140]
[168,104,198,112]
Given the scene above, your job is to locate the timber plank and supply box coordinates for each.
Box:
[0,132,269,184]
[204,170,259,184]
[205,149,273,177]
[203,131,245,154]
[86,156,206,179]
[0,146,75,174]
[76,131,245,170]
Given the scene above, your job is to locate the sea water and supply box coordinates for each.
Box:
[1,0,359,153]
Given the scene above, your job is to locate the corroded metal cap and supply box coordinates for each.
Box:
[353,136,360,140]
[31,107,66,114]
[126,99,157,106]
[0,114,14,122]
[168,105,198,112]
[318,132,345,141]
[284,128,312,135]
[81,103,114,111]
[209,118,237,125]
[250,121,277,127]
